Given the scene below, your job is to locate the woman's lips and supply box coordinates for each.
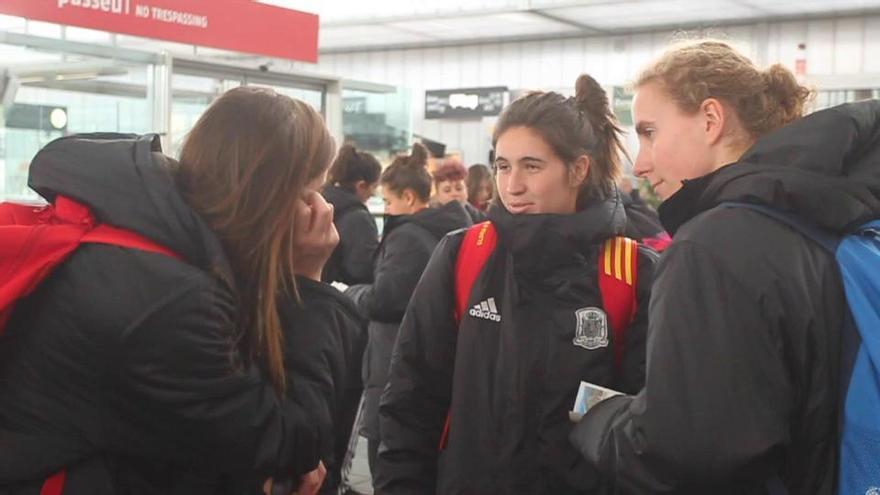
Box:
[507,202,534,213]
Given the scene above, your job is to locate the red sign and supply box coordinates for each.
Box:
[0,0,319,63]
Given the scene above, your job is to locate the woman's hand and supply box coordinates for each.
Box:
[261,461,326,495]
[295,461,327,495]
[293,191,339,281]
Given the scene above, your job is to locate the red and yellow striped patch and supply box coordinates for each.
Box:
[603,236,636,285]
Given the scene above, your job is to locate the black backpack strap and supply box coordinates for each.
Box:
[718,201,841,252]
[765,475,789,495]
[720,201,858,495]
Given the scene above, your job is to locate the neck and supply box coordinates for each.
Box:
[712,138,755,171]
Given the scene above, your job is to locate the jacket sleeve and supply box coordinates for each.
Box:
[373,234,461,494]
[280,285,361,494]
[615,245,658,394]
[337,209,379,285]
[345,229,433,322]
[570,240,793,493]
[113,278,319,479]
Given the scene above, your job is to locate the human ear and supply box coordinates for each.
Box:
[570,155,590,187]
[403,189,416,206]
[701,98,726,146]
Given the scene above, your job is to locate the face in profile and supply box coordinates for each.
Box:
[632,82,717,200]
[494,126,583,215]
[383,187,414,216]
[435,179,467,206]
[356,180,379,203]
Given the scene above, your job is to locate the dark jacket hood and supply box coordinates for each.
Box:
[27,133,231,278]
[488,189,626,255]
[322,185,367,216]
[660,100,880,234]
[383,200,472,240]
[486,190,626,282]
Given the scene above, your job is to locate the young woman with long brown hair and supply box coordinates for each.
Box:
[0,86,336,494]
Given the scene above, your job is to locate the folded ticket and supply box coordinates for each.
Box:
[569,381,622,422]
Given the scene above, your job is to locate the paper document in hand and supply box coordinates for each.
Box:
[569,381,622,422]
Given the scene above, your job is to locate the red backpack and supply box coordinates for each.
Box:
[0,195,180,495]
[439,221,639,449]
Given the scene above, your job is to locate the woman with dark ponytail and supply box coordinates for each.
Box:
[374,75,656,494]
[344,143,471,478]
[321,144,381,285]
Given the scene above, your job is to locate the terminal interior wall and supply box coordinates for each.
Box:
[311,15,880,164]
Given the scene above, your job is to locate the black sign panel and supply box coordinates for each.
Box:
[343,96,367,114]
[6,103,68,131]
[425,86,508,119]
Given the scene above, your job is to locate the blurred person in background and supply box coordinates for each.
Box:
[466,163,494,212]
[344,143,472,480]
[432,157,486,223]
[321,144,382,285]
[617,175,672,252]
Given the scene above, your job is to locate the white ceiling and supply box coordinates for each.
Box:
[259,0,880,53]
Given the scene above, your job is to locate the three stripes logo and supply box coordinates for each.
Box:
[469,297,501,322]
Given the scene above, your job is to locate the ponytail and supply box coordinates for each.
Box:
[327,143,381,191]
[574,74,628,203]
[381,142,432,201]
[759,64,812,135]
[406,142,429,170]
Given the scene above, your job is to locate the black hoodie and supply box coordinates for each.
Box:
[0,134,317,493]
[375,194,656,494]
[321,185,379,285]
[571,101,880,494]
[345,201,472,442]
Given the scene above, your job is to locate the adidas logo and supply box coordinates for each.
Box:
[468,297,501,322]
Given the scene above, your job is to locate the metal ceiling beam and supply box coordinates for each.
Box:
[729,0,773,16]
[18,78,222,100]
[172,56,334,91]
[321,6,532,28]
[320,1,622,27]
[527,9,607,35]
[382,23,444,41]
[0,30,163,65]
[319,8,880,55]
